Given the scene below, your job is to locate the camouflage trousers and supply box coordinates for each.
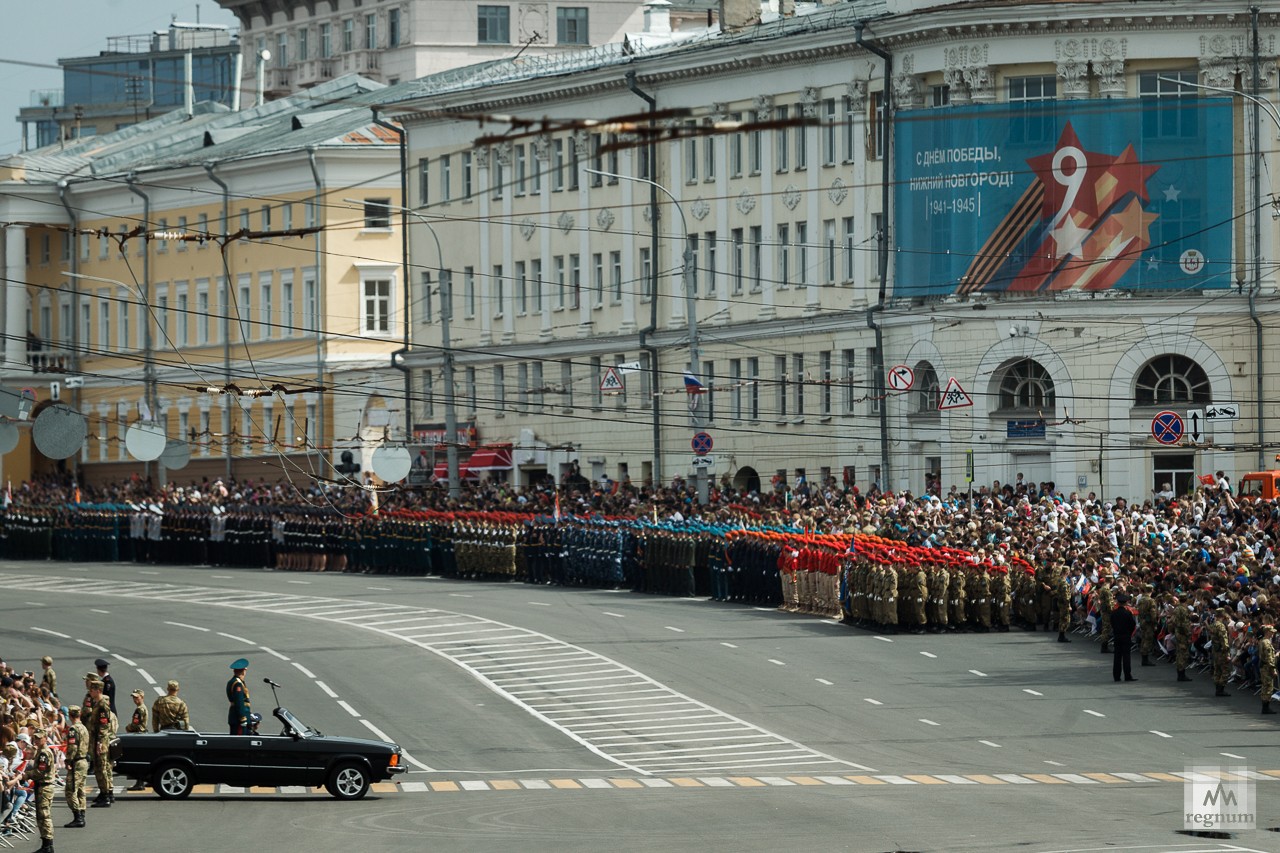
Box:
[1263,665,1276,699]
[1212,651,1229,686]
[1139,622,1156,657]
[93,743,113,795]
[65,757,87,811]
[35,782,53,840]
[1174,633,1191,670]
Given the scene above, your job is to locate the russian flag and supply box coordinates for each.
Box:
[683,372,705,394]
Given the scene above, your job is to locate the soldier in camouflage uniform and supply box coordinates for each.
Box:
[1209,608,1231,697]
[1172,594,1193,682]
[63,706,89,828]
[86,679,116,807]
[1053,563,1073,643]
[1095,573,1114,653]
[1259,624,1277,715]
[152,680,191,731]
[1137,583,1158,666]
[24,728,57,852]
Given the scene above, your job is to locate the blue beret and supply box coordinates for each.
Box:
[230,658,249,670]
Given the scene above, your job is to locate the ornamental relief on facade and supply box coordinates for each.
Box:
[556,212,574,234]
[517,3,549,44]
[690,198,711,221]
[595,208,615,231]
[828,178,848,206]
[519,218,537,241]
[735,190,757,215]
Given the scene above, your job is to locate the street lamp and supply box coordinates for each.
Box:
[1158,71,1272,469]
[585,168,705,503]
[346,199,460,500]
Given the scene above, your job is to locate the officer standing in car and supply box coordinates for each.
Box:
[227,658,252,734]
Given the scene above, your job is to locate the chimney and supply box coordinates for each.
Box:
[719,0,761,31]
[644,0,672,35]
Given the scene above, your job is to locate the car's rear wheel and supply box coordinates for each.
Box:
[152,761,194,799]
[325,761,371,800]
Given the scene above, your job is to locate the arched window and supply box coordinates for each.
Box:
[998,359,1055,411]
[914,361,940,413]
[1134,354,1211,406]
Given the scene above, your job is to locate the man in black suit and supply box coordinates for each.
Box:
[1111,592,1138,682]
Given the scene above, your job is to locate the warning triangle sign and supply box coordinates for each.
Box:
[600,366,625,393]
[938,377,974,410]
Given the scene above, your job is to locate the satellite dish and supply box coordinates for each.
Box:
[32,404,87,460]
[125,422,168,462]
[370,445,412,483]
[0,421,18,455]
[159,439,191,470]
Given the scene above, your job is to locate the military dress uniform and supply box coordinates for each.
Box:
[64,707,90,828]
[227,659,252,734]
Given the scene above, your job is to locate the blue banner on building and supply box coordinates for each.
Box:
[893,98,1233,297]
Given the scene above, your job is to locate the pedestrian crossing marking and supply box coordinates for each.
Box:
[104,770,1280,797]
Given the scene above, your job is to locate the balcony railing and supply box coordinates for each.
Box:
[27,349,73,373]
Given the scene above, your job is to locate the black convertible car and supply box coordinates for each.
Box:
[111,705,406,800]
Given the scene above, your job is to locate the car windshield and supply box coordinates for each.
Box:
[275,707,318,738]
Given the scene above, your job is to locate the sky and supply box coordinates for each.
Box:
[1,1,239,154]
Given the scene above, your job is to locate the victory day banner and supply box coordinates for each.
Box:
[893,98,1233,297]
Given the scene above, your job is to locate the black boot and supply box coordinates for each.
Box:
[64,809,85,828]
[91,792,112,808]
[1057,631,1071,643]
[1215,685,1230,697]
[35,839,54,853]
[1177,670,1192,682]
[1263,701,1277,715]
[1140,655,1154,667]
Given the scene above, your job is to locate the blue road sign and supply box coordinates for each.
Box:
[1151,410,1184,446]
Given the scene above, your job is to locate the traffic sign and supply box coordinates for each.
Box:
[600,366,624,393]
[1151,410,1184,445]
[616,361,643,374]
[1186,408,1204,443]
[1204,402,1240,421]
[691,455,716,470]
[938,377,974,410]
[691,431,713,456]
[887,364,914,393]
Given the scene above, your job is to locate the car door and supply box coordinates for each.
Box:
[248,734,324,787]
[193,733,253,787]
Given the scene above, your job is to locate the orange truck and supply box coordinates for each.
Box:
[1239,470,1280,501]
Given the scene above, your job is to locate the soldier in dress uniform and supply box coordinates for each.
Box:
[227,658,252,734]
[63,705,89,829]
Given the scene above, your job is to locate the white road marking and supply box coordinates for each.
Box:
[969,669,987,677]
[31,627,70,639]
[260,646,290,661]
[367,587,392,591]
[874,636,893,643]
[815,678,833,686]
[286,580,310,585]
[337,700,361,717]
[1150,730,1172,738]
[864,698,883,706]
[449,593,473,598]
[528,602,552,607]
[979,740,1002,748]
[140,571,159,575]
[920,652,937,658]
[212,575,232,579]
[68,567,87,572]
[315,681,339,698]
[1043,760,1064,767]
[1023,689,1043,696]
[91,609,110,614]
[217,632,254,645]
[768,659,785,666]
[292,662,317,679]
[112,654,136,667]
[1083,710,1105,717]
[720,642,737,649]
[603,612,625,618]
[152,686,165,697]
[164,621,210,632]
[918,719,939,726]
[1221,752,1247,759]
[665,627,685,633]
[136,669,156,685]
[77,639,109,652]
[25,602,45,607]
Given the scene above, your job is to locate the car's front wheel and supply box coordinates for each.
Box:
[152,761,194,799]
[325,761,371,800]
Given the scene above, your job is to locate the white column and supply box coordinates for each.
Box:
[4,225,27,373]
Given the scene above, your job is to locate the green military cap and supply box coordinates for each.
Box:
[68,705,81,716]
[40,656,52,665]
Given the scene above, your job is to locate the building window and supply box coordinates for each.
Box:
[177,289,189,347]
[823,219,836,285]
[749,225,762,292]
[463,266,476,317]
[196,285,209,345]
[795,221,808,288]
[914,362,940,413]
[320,22,332,58]
[820,350,833,416]
[1007,75,1057,102]
[774,106,789,171]
[363,278,392,334]
[998,359,1055,411]
[298,27,309,61]
[531,259,543,312]
[638,248,652,300]
[493,264,504,317]
[823,98,837,165]
[258,273,273,340]
[730,113,743,177]
[363,198,391,229]
[561,360,574,411]
[795,118,807,170]
[609,251,622,303]
[556,7,588,44]
[1139,71,1199,137]
[277,33,289,66]
[569,254,581,309]
[777,224,790,288]
[703,231,717,295]
[440,154,452,202]
[98,302,110,349]
[365,12,377,49]
[466,367,477,414]
[417,157,429,206]
[494,365,506,412]
[592,253,604,307]
[731,229,744,294]
[869,92,886,160]
[774,355,788,420]
[342,18,354,52]
[748,357,760,420]
[388,8,401,46]
[684,122,698,183]
[478,6,510,43]
[515,261,527,314]
[931,85,950,108]
[552,139,565,191]
[749,123,762,173]
[792,354,805,417]
[867,347,881,415]
[303,272,318,333]
[591,356,603,409]
[842,349,856,413]
[1134,354,1211,405]
[842,216,856,283]
[462,151,473,199]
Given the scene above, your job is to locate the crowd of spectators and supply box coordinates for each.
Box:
[0,659,63,837]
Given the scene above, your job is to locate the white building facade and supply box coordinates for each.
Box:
[389,0,1280,501]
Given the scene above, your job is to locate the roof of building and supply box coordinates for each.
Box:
[4,75,394,185]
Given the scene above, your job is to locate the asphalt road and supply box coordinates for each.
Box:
[2,559,1279,853]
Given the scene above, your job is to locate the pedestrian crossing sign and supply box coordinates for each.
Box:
[600,366,625,394]
[938,377,974,410]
